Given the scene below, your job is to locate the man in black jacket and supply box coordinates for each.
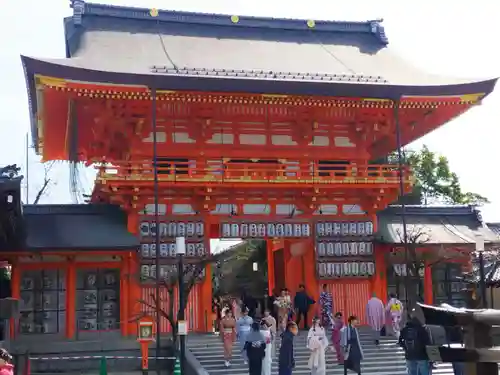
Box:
[294,284,314,329]
[278,321,297,375]
[398,315,431,375]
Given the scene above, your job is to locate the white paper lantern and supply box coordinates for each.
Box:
[334,263,342,276]
[365,222,374,235]
[187,222,195,236]
[341,223,349,235]
[195,222,204,236]
[367,262,375,275]
[221,224,231,238]
[334,242,342,256]
[360,262,368,275]
[358,222,365,235]
[230,224,239,237]
[350,242,359,256]
[318,263,326,277]
[249,224,258,237]
[327,242,335,256]
[333,223,341,235]
[342,243,350,256]
[366,242,373,255]
[352,262,360,275]
[318,242,326,256]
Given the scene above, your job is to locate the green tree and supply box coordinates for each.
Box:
[379,146,489,206]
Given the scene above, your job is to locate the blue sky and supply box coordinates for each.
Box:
[0,0,498,230]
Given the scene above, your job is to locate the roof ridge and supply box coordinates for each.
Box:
[68,0,388,44]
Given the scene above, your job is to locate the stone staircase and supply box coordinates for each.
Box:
[188,328,456,375]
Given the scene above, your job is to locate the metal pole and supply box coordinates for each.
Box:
[151,88,161,374]
[476,235,487,308]
[25,132,29,204]
[178,251,186,375]
[479,252,487,308]
[394,100,410,308]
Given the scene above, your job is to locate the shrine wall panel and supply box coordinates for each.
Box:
[140,284,202,332]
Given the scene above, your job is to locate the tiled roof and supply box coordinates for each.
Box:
[22,0,496,90]
[487,223,500,237]
[22,2,498,150]
[22,204,138,250]
[69,0,388,44]
[377,205,500,245]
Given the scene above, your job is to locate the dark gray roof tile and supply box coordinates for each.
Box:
[23,204,138,250]
[377,205,499,245]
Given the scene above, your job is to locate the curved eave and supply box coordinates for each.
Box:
[22,55,498,151]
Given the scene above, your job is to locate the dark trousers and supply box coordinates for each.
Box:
[278,368,292,375]
[344,359,361,375]
[344,364,361,375]
[295,309,308,329]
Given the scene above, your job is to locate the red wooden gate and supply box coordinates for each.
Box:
[321,281,370,325]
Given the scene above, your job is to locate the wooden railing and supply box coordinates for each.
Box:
[95,161,412,185]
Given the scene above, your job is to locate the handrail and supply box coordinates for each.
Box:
[95,161,412,184]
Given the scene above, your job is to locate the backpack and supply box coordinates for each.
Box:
[403,326,425,355]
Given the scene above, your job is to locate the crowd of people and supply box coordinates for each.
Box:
[211,285,366,375]
[212,286,465,375]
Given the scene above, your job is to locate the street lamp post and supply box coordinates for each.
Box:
[394,100,411,308]
[151,88,161,374]
[176,237,187,375]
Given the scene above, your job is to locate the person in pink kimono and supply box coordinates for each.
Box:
[386,293,404,338]
[331,311,344,365]
[366,293,385,346]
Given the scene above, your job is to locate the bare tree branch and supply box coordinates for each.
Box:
[134,252,225,346]
[33,161,55,204]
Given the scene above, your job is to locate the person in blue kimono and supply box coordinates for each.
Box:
[244,322,266,375]
[279,321,298,375]
[341,315,364,375]
[237,307,254,364]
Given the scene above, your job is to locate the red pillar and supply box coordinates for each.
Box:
[424,259,433,304]
[374,244,387,302]
[10,260,20,339]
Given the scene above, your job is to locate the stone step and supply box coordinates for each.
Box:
[188,331,459,375]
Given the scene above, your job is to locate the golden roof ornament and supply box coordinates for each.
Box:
[150,8,159,17]
[307,20,316,28]
[231,15,240,23]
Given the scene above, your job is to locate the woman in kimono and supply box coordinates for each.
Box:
[331,312,344,365]
[274,288,292,332]
[237,307,254,364]
[260,319,273,375]
[340,315,363,375]
[278,321,298,375]
[319,284,333,328]
[220,308,236,368]
[244,322,266,375]
[262,309,277,358]
[307,317,329,375]
[385,293,404,339]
